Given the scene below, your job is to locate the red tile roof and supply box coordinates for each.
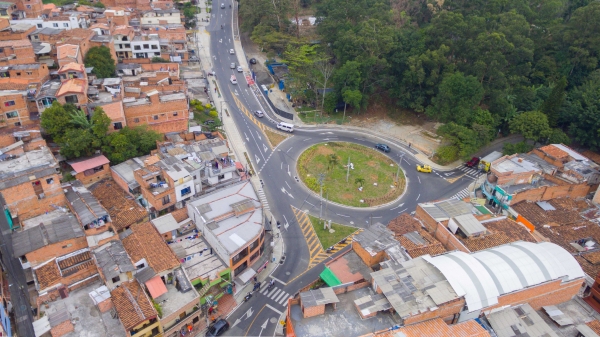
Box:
[368,318,490,337]
[89,179,148,231]
[586,320,600,335]
[56,78,86,96]
[458,218,537,252]
[387,214,447,258]
[539,144,569,159]
[122,221,179,273]
[111,281,157,330]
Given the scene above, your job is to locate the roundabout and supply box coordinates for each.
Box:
[296,142,406,207]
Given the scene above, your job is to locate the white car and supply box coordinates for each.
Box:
[229,49,235,55]
[237,66,243,72]
[230,75,237,84]
[230,63,235,69]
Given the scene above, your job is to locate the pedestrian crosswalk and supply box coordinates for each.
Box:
[257,285,292,306]
[450,187,470,200]
[457,165,482,177]
[257,188,270,211]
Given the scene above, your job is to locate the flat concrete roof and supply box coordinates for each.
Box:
[290,286,397,337]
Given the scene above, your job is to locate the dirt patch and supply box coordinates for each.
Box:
[366,161,378,168]
[315,146,335,156]
[341,193,354,200]
[370,174,378,181]
[264,129,288,147]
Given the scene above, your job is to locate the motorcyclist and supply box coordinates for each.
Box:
[269,279,275,288]
[221,25,223,29]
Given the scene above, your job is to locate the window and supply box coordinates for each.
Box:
[65,95,78,104]
[5,111,18,118]
[180,186,191,197]
[46,178,54,184]
[162,195,170,205]
[143,44,149,49]
[4,100,15,107]
[173,112,178,116]
[154,52,160,56]
[122,36,128,41]
[37,24,42,28]
[15,72,20,76]
[26,4,31,8]
[193,175,197,180]
[133,118,139,123]
[113,122,123,130]
[111,275,120,283]
[153,115,158,120]
[26,72,32,76]
[124,44,130,48]
[63,23,68,27]
[62,243,72,249]
[14,122,20,126]
[192,316,199,324]
[53,23,58,27]
[151,45,158,49]
[249,239,259,251]
[133,45,141,50]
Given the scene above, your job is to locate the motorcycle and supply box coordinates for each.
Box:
[221,25,223,29]
[267,282,275,291]
[244,292,253,302]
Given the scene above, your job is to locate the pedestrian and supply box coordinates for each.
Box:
[208,306,213,315]
[253,276,258,283]
[214,87,217,92]
[409,143,411,148]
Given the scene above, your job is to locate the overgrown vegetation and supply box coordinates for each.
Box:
[308,215,359,249]
[190,99,223,131]
[241,0,600,156]
[84,46,116,79]
[41,102,162,164]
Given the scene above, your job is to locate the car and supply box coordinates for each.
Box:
[374,143,390,153]
[254,110,264,118]
[417,164,432,173]
[249,58,257,64]
[206,319,230,336]
[230,75,237,84]
[220,3,225,8]
[237,66,243,72]
[204,119,215,125]
[466,157,480,168]
[229,49,235,55]
[230,63,235,69]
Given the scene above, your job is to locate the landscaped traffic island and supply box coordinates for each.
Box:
[297,142,405,207]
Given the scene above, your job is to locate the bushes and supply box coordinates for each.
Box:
[435,145,459,165]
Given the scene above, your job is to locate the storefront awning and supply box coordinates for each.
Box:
[236,268,256,285]
[146,276,167,299]
[320,267,342,287]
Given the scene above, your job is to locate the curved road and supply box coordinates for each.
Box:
[201,4,477,336]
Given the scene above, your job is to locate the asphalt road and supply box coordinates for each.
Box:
[203,4,476,335]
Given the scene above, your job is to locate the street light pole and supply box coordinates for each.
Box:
[318,173,325,220]
[396,152,405,184]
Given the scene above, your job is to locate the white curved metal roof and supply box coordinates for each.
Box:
[423,241,584,312]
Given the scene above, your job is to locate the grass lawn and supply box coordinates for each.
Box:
[308,215,358,249]
[297,109,350,125]
[264,129,288,147]
[298,142,405,207]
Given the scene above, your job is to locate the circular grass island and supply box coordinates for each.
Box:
[297,142,405,207]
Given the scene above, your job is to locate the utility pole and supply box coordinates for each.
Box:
[318,173,325,220]
[346,156,350,183]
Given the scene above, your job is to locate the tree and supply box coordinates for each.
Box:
[152,57,170,63]
[91,107,111,138]
[327,154,339,170]
[60,128,96,159]
[427,72,484,125]
[84,46,116,78]
[539,77,567,127]
[509,111,551,143]
[40,102,71,143]
[342,89,362,123]
[548,128,571,145]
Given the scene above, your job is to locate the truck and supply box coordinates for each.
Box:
[478,151,503,172]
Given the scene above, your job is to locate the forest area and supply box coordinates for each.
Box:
[239,0,600,163]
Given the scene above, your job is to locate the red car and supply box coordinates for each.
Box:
[466,157,480,168]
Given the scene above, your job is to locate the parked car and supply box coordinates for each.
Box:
[204,120,215,125]
[375,143,390,153]
[229,49,235,55]
[206,319,229,336]
[230,63,235,69]
[465,157,480,168]
[417,164,432,173]
[249,58,257,64]
[254,110,264,118]
[237,66,243,72]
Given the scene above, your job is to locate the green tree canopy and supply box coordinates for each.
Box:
[427,72,484,125]
[40,102,73,143]
[509,111,551,143]
[84,46,116,78]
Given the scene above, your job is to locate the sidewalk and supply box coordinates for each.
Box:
[193,0,286,312]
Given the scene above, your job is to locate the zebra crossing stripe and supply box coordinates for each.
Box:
[278,294,291,305]
[260,287,268,294]
[274,291,287,303]
[267,288,277,297]
[270,289,282,299]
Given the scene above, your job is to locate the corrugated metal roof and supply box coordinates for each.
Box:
[12,214,83,257]
[65,181,108,226]
[93,241,135,280]
[47,303,70,327]
[135,266,156,284]
[300,287,339,308]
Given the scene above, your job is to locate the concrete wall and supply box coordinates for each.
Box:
[352,241,387,267]
[24,237,88,265]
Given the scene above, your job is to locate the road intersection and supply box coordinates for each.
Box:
[195,3,477,335]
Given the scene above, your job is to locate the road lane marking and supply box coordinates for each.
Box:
[265,304,283,315]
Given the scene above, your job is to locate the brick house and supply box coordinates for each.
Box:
[113,25,134,60]
[0,39,36,65]
[54,77,87,107]
[352,223,401,267]
[0,146,65,223]
[134,164,177,216]
[67,154,111,186]
[92,240,135,290]
[386,213,447,258]
[111,280,162,337]
[123,89,189,134]
[7,0,43,18]
[0,81,35,127]
[187,181,265,279]
[104,8,129,26]
[89,179,148,233]
[0,124,46,152]
[88,100,126,133]
[63,180,117,247]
